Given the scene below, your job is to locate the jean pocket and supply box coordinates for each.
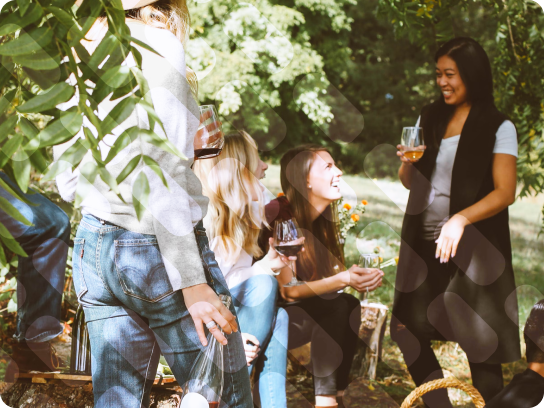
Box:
[72,238,88,299]
[114,238,174,303]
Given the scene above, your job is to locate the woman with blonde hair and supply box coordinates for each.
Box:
[194,131,292,408]
[55,1,252,407]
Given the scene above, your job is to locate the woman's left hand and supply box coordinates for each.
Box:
[435,214,469,263]
[241,333,260,366]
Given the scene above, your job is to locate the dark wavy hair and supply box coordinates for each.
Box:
[280,145,344,281]
[524,299,544,363]
[435,37,494,104]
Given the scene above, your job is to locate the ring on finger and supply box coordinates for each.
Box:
[206,321,217,330]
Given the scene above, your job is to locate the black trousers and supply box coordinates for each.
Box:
[392,239,504,407]
[286,292,361,395]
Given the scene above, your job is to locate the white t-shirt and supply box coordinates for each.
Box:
[420,120,518,240]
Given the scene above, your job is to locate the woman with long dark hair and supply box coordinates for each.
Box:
[392,37,520,407]
[260,145,384,408]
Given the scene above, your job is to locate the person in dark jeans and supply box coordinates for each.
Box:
[486,300,544,408]
[260,145,384,408]
[1,172,70,381]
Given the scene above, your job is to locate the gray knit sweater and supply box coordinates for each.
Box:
[54,22,208,290]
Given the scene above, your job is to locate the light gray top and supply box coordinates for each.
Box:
[54,22,208,290]
[421,120,518,241]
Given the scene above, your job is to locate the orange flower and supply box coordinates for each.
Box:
[361,200,368,205]
[351,214,359,222]
[343,203,352,210]
[277,192,285,197]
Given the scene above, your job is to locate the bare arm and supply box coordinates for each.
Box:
[457,153,517,223]
[277,264,383,302]
[436,153,517,262]
[396,144,426,189]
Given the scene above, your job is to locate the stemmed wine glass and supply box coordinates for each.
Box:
[273,219,305,287]
[358,254,380,301]
[194,105,224,159]
[400,127,425,163]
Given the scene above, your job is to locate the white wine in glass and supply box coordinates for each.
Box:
[400,127,425,163]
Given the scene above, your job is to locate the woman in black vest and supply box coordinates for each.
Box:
[391,37,520,407]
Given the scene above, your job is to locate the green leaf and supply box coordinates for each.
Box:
[129,36,162,57]
[0,196,31,226]
[0,62,15,89]
[13,50,60,70]
[28,150,48,174]
[11,148,31,192]
[116,154,140,184]
[98,166,120,195]
[142,155,168,188]
[58,137,90,168]
[104,126,138,164]
[46,6,76,29]
[132,170,149,221]
[42,159,71,182]
[0,134,23,167]
[17,0,30,16]
[0,244,6,267]
[18,117,38,139]
[0,176,29,206]
[0,227,27,257]
[137,101,166,134]
[22,65,65,90]
[100,65,132,88]
[0,3,43,36]
[7,298,17,313]
[139,130,186,160]
[0,27,53,56]
[87,33,119,71]
[101,96,136,135]
[38,110,83,147]
[17,82,74,113]
[0,89,17,116]
[0,116,18,144]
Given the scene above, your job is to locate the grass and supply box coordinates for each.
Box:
[262,164,544,406]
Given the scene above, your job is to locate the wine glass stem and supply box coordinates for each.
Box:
[291,260,297,282]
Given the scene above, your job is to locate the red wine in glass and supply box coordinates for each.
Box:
[209,403,219,408]
[274,244,303,257]
[273,219,305,287]
[195,147,222,159]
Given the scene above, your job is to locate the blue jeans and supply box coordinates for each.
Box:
[73,214,252,408]
[230,275,288,408]
[0,172,68,343]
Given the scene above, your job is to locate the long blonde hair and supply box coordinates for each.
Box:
[126,0,197,96]
[194,131,268,265]
[84,0,198,98]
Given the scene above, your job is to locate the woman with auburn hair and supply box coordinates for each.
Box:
[194,131,291,408]
[55,1,252,407]
[259,145,384,408]
[393,37,520,407]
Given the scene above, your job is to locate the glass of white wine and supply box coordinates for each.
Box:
[400,127,425,162]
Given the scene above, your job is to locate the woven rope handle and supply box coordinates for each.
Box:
[400,377,486,408]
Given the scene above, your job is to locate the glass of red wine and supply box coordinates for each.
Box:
[194,105,224,159]
[273,218,305,287]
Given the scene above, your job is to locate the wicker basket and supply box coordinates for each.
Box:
[401,378,486,408]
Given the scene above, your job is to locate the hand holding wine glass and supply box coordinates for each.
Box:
[273,219,305,287]
[397,127,426,163]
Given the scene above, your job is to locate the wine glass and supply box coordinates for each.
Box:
[400,127,425,163]
[358,254,381,302]
[273,219,305,287]
[194,105,224,159]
